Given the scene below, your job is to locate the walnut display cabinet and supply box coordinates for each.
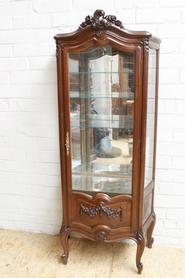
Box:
[54,9,161,274]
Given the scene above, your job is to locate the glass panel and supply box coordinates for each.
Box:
[144,49,156,187]
[69,46,134,195]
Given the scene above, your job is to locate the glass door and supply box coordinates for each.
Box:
[68,46,135,195]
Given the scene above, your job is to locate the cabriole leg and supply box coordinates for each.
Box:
[136,232,145,274]
[146,212,156,248]
[60,224,70,265]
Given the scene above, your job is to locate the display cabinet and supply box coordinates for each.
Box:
[54,10,160,274]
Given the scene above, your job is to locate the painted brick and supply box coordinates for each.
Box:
[0,72,10,84]
[171,170,185,183]
[0,45,12,57]
[0,100,9,111]
[160,54,185,68]
[13,43,52,57]
[0,16,12,30]
[155,207,167,219]
[155,195,185,208]
[17,123,58,138]
[160,38,178,53]
[115,0,134,9]
[29,57,56,70]
[156,155,172,169]
[158,100,177,114]
[0,29,55,44]
[155,169,173,182]
[157,24,185,38]
[157,182,185,195]
[73,0,114,11]
[159,8,181,23]
[136,9,163,24]
[13,15,51,29]
[0,58,29,71]
[134,0,159,8]
[159,84,185,100]
[0,85,57,99]
[155,227,185,238]
[127,23,158,34]
[157,128,173,142]
[160,69,179,84]
[0,2,32,15]
[159,0,185,7]
[172,156,185,169]
[51,12,86,28]
[11,70,56,85]
[179,69,185,82]
[26,150,60,163]
[0,160,60,176]
[167,209,185,220]
[9,99,57,112]
[179,39,185,53]
[33,0,72,13]
[0,172,60,187]
[173,129,185,143]
[115,10,135,24]
[0,148,26,161]
[157,141,185,156]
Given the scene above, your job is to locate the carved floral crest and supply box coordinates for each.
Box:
[79,9,124,30]
[80,203,122,219]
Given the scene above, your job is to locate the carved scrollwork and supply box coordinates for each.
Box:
[80,203,122,219]
[79,9,124,30]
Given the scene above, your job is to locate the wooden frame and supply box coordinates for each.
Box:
[54,9,161,274]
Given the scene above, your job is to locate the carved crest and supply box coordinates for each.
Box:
[79,9,124,30]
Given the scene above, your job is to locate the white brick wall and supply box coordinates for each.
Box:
[0,0,185,247]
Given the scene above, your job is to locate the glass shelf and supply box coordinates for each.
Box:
[69,70,134,74]
[70,93,134,99]
[70,114,133,119]
[71,115,133,128]
[72,175,132,195]
[72,162,132,194]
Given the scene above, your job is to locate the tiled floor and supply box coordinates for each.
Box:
[0,229,184,278]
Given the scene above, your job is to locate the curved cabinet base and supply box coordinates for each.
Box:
[60,215,155,274]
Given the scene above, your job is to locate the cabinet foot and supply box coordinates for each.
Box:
[146,212,156,248]
[60,224,70,265]
[136,232,145,274]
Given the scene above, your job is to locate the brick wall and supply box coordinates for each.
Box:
[0,0,185,246]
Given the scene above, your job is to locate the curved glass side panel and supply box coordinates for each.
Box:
[68,46,135,195]
[144,49,157,187]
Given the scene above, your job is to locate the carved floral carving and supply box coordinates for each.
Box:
[80,203,122,219]
[79,9,124,30]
